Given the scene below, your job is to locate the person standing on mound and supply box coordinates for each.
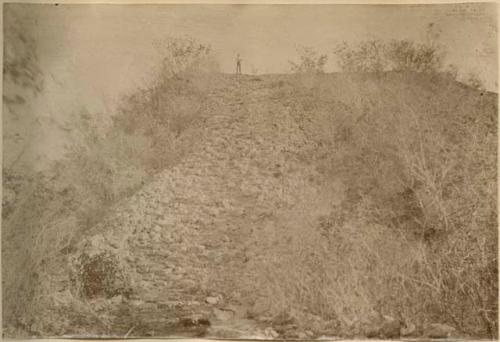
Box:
[236,53,242,74]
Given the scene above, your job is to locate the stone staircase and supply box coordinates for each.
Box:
[47,75,327,337]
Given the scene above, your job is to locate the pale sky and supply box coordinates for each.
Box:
[4,3,498,166]
[11,3,498,107]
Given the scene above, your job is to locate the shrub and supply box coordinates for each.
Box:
[334,40,387,73]
[256,72,497,338]
[3,36,219,335]
[75,251,132,299]
[154,36,219,78]
[386,39,443,73]
[334,39,444,75]
[289,46,328,74]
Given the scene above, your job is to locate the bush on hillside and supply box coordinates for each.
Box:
[3,8,47,333]
[3,36,218,336]
[386,39,443,73]
[62,35,217,258]
[334,39,444,74]
[334,40,387,73]
[289,46,328,74]
[256,72,497,338]
[154,37,220,78]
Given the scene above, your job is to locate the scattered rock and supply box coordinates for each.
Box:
[137,302,157,311]
[179,317,211,328]
[379,315,401,338]
[110,295,123,305]
[205,296,220,305]
[264,327,280,339]
[221,199,231,209]
[208,327,243,338]
[128,299,144,307]
[278,325,299,339]
[174,317,211,337]
[297,331,308,339]
[400,322,417,337]
[365,324,380,338]
[272,309,298,326]
[246,297,269,318]
[213,308,234,321]
[424,323,457,338]
[229,291,242,302]
[364,314,400,338]
[361,313,379,338]
[316,319,340,336]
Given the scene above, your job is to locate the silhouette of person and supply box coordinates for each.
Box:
[236,54,242,74]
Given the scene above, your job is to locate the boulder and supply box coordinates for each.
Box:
[110,295,123,305]
[213,308,234,321]
[424,323,456,338]
[205,296,219,305]
[264,327,280,339]
[176,317,211,337]
[246,297,269,318]
[364,314,400,339]
[400,322,417,337]
[279,325,299,339]
[297,331,308,339]
[208,327,243,338]
[179,316,211,330]
[379,315,401,338]
[271,309,298,326]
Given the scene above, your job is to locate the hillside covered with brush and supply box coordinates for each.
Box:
[4,69,497,338]
[3,33,497,339]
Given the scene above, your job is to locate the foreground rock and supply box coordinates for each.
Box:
[364,315,401,339]
[424,323,458,338]
[400,322,417,337]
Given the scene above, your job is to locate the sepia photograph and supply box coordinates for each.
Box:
[2,2,498,339]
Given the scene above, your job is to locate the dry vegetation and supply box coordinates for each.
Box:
[3,27,497,339]
[247,71,497,338]
[3,35,219,336]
